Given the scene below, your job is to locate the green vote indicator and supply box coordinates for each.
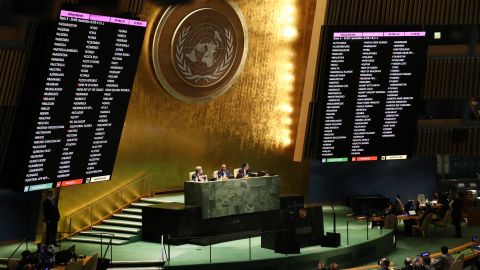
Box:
[322,157,349,163]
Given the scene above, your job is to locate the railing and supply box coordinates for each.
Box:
[6,231,113,268]
[7,235,30,265]
[7,231,69,263]
[66,174,152,238]
[162,229,288,266]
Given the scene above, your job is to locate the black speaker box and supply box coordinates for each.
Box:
[274,239,300,254]
[280,194,304,210]
[322,232,341,247]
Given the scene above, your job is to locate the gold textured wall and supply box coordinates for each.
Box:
[57,0,319,230]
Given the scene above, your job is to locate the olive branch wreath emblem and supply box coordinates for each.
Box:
[175,26,234,83]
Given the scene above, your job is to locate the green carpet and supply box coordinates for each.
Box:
[0,205,390,266]
[1,196,478,269]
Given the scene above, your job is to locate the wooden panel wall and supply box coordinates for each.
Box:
[417,128,480,156]
[423,57,480,99]
[120,0,144,16]
[0,47,28,172]
[325,0,480,26]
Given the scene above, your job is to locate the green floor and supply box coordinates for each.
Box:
[1,194,478,268]
[1,204,390,267]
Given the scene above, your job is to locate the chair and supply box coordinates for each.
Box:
[83,253,98,270]
[417,194,426,207]
[233,168,241,178]
[434,209,451,232]
[412,212,433,237]
[188,171,195,181]
[383,214,398,231]
[213,170,219,179]
[65,260,83,270]
[449,254,464,270]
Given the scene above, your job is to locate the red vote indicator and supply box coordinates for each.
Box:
[352,156,378,162]
[60,179,83,186]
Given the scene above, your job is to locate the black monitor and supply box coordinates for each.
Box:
[4,9,147,192]
[305,26,428,163]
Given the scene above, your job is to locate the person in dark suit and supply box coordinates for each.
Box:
[392,194,404,215]
[236,163,250,178]
[43,190,60,247]
[451,192,463,237]
[217,163,231,179]
[191,166,208,182]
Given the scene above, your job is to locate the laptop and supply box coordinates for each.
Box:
[408,210,416,216]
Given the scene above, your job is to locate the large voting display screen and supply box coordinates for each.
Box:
[21,10,146,192]
[308,27,428,163]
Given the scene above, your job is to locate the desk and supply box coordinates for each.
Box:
[397,214,421,221]
[184,175,280,219]
[430,242,479,268]
[52,256,90,270]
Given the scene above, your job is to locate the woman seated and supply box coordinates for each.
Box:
[192,166,208,182]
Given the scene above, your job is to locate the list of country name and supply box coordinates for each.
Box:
[24,10,146,185]
[320,31,426,159]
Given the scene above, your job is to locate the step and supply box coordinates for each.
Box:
[92,225,141,234]
[102,219,142,228]
[130,202,155,208]
[80,230,139,240]
[113,213,142,221]
[110,260,166,268]
[122,208,142,214]
[0,263,6,270]
[140,198,172,203]
[70,236,127,245]
[107,267,164,270]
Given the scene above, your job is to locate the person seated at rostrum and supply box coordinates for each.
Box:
[217,163,231,179]
[191,166,208,182]
[236,163,250,178]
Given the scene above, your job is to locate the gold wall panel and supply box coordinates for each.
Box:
[58,0,319,230]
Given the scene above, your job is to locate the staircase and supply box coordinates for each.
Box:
[69,195,176,245]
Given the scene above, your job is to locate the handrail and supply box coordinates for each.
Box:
[7,235,29,264]
[7,231,71,262]
[66,173,151,219]
[165,229,289,265]
[66,173,152,238]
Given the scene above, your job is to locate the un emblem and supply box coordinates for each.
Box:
[151,0,248,102]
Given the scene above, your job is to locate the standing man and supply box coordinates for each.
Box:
[451,192,463,238]
[43,190,60,247]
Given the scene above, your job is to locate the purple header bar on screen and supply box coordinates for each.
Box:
[60,10,147,27]
[128,20,148,27]
[333,32,363,38]
[333,31,425,39]
[404,31,426,36]
[384,32,405,37]
[90,15,110,22]
[110,17,129,25]
[60,10,90,19]
[362,32,384,37]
